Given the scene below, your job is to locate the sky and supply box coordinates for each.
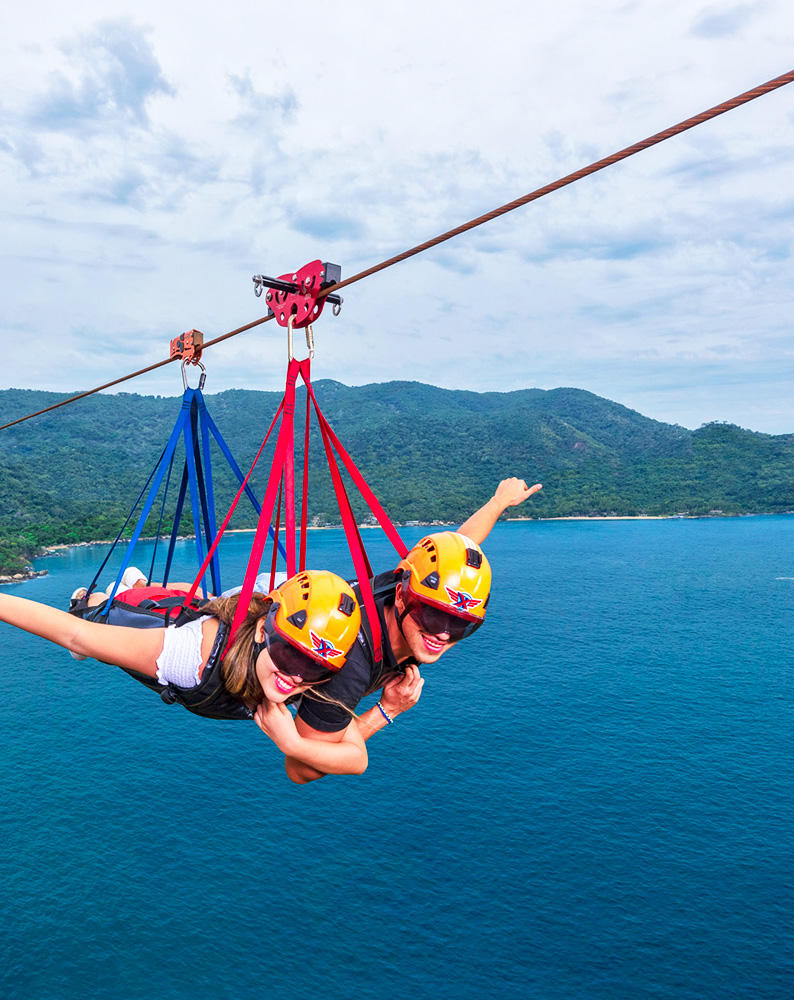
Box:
[1,0,792,432]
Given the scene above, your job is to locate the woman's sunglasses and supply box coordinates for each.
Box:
[257,607,344,683]
[263,629,334,683]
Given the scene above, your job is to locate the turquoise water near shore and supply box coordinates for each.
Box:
[2,518,794,999]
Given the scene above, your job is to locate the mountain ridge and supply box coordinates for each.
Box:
[1,381,792,574]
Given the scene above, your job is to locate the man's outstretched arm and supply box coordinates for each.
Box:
[459,477,542,546]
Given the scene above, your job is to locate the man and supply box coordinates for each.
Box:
[285,478,541,782]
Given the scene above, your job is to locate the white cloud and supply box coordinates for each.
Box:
[692,3,764,39]
[32,19,173,131]
[0,0,792,433]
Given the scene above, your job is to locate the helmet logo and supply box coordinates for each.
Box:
[310,630,345,660]
[444,587,482,612]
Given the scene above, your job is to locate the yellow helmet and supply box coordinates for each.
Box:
[265,570,361,674]
[397,532,491,637]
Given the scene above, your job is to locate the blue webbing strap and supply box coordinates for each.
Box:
[85,442,169,597]
[102,394,193,612]
[162,461,190,587]
[189,398,220,595]
[182,394,210,598]
[197,393,221,592]
[197,394,223,591]
[147,447,176,586]
[100,386,288,607]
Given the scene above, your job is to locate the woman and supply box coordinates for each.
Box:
[0,569,369,776]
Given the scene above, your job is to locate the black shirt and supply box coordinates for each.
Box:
[296,571,404,733]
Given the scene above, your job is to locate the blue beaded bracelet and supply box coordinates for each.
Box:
[376,701,394,725]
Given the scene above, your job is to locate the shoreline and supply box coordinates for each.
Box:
[512,515,669,521]
[0,569,48,585]
[9,522,449,583]
[510,511,794,522]
[5,511,789,584]
[30,510,794,557]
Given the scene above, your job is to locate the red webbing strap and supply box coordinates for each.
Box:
[299,385,311,572]
[305,380,383,662]
[303,375,408,559]
[283,374,297,580]
[226,359,300,650]
[269,475,284,591]
[299,366,373,578]
[313,426,375,582]
[325,440,374,581]
[185,399,284,606]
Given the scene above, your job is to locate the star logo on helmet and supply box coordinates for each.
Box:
[309,630,344,660]
[444,587,482,612]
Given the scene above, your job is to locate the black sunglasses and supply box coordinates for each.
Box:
[263,629,334,683]
[251,613,334,684]
[402,590,484,642]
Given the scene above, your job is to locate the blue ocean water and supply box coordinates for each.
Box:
[1,517,794,1000]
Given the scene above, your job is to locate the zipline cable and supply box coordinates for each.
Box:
[319,69,794,297]
[2,68,792,434]
[0,314,274,431]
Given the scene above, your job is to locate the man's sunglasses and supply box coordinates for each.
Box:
[402,590,484,642]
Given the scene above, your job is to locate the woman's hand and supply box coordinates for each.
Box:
[254,700,301,755]
[493,477,542,508]
[380,664,424,719]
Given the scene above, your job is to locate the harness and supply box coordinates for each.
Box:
[72,597,252,721]
[183,333,409,668]
[351,573,417,696]
[84,377,286,614]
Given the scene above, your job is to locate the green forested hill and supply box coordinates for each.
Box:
[1,382,792,573]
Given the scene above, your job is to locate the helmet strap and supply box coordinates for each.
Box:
[395,605,410,635]
[252,605,275,665]
[394,574,412,636]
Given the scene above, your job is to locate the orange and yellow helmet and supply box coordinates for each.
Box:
[396,532,491,640]
[261,570,361,681]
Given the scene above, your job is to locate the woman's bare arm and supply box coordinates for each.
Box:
[282,666,424,783]
[0,593,164,677]
[255,702,368,778]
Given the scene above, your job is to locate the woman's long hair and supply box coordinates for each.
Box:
[202,592,272,705]
[202,591,358,715]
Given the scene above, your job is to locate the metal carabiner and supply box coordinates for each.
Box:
[182,359,206,391]
[287,315,315,361]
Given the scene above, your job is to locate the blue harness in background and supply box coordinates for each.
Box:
[85,386,287,610]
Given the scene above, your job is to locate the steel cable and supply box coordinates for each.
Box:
[2,69,792,433]
[319,69,794,296]
[0,314,275,431]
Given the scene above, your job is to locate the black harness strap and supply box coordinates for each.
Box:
[70,598,251,720]
[351,573,418,695]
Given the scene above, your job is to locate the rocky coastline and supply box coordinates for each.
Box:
[0,568,48,585]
